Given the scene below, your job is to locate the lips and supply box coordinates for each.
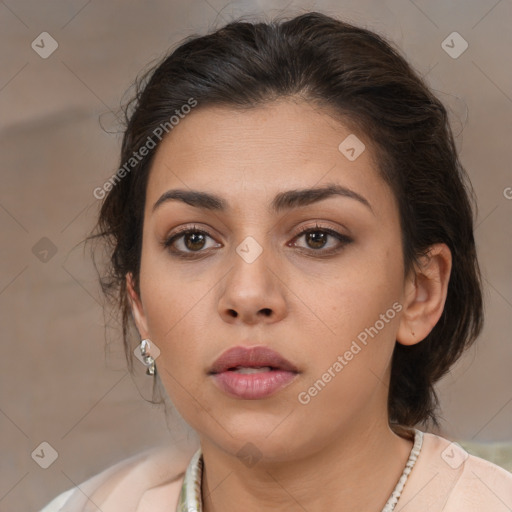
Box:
[208,345,300,400]
[208,345,299,375]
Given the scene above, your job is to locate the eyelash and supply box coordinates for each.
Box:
[161,223,353,259]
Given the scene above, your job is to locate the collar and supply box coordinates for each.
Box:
[176,447,203,512]
[176,429,423,512]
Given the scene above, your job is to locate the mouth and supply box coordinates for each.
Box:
[223,366,278,374]
[208,345,300,400]
[208,345,299,375]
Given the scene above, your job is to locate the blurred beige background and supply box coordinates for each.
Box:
[0,1,511,510]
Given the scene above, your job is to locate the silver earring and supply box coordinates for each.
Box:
[140,339,156,376]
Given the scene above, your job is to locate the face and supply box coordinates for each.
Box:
[128,98,412,461]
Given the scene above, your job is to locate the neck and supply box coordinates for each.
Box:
[200,419,414,512]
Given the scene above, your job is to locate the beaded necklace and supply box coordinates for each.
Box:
[177,429,424,512]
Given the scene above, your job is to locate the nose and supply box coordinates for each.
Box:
[217,240,287,325]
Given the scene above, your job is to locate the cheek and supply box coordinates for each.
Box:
[311,253,403,337]
[300,250,403,378]
[138,266,199,363]
[143,291,211,421]
[140,243,208,334]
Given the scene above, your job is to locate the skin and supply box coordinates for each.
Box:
[126,98,452,512]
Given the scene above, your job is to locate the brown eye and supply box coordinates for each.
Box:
[162,225,221,257]
[304,231,329,249]
[183,232,207,251]
[291,224,353,255]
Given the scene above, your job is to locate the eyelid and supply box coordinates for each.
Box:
[289,222,353,252]
[293,221,350,238]
[161,224,220,249]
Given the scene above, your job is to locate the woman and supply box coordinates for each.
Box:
[40,10,512,512]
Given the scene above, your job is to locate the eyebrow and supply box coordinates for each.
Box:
[152,182,374,215]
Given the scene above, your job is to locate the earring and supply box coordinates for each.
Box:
[140,339,156,376]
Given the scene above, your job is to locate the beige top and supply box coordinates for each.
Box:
[40,431,512,511]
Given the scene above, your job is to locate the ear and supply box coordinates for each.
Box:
[126,272,150,339]
[396,243,452,346]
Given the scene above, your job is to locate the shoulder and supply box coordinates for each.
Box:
[442,437,512,510]
[38,445,195,512]
[397,430,512,511]
[39,488,75,512]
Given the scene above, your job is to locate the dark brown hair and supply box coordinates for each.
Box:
[87,11,483,429]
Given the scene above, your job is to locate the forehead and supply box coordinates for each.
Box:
[145,99,393,217]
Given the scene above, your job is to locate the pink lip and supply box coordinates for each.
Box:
[208,345,300,400]
[209,345,299,374]
[211,370,298,399]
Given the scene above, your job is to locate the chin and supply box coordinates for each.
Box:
[222,420,315,459]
